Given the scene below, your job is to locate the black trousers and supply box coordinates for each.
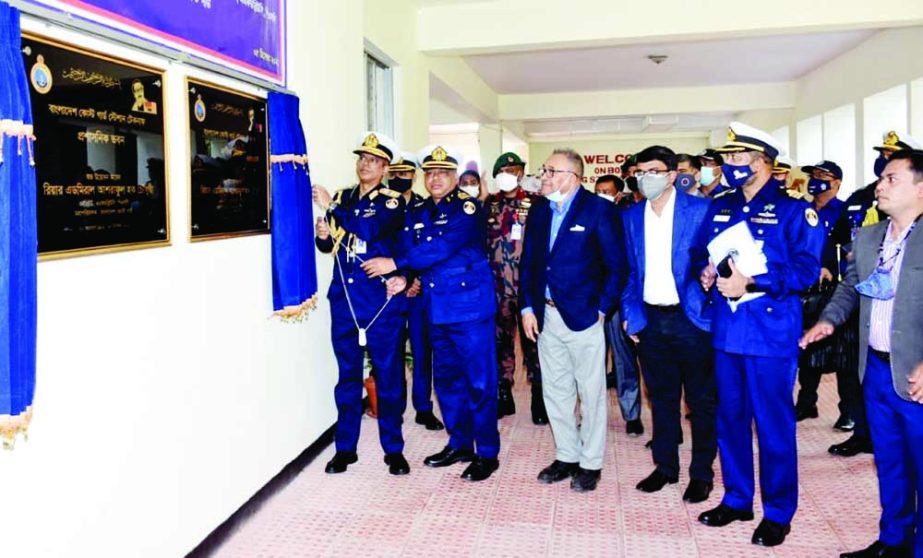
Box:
[637,305,717,481]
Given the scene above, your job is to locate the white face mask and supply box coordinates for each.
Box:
[495,172,519,192]
[459,185,480,198]
[545,187,566,203]
[597,193,616,203]
[639,173,670,201]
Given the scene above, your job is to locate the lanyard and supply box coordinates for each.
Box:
[876,219,918,273]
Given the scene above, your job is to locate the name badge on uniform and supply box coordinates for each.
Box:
[355,239,367,254]
[511,223,523,240]
[713,214,731,222]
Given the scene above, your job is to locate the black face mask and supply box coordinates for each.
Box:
[625,176,639,193]
[388,176,412,193]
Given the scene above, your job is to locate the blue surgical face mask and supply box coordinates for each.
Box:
[721,163,755,189]
[856,269,895,300]
[873,155,888,178]
[699,166,715,186]
[807,177,831,196]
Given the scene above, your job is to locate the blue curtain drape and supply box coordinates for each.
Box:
[0,2,38,449]
[268,91,318,320]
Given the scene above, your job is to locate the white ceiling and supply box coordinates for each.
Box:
[465,30,877,94]
[522,112,735,138]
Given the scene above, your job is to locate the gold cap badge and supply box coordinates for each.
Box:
[432,146,447,162]
[364,134,380,149]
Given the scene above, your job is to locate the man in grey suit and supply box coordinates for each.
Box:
[801,149,923,558]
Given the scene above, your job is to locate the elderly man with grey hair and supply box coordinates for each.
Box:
[519,148,625,492]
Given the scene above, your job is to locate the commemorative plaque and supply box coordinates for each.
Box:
[187,79,269,239]
[23,35,169,257]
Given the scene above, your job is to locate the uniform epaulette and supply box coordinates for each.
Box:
[378,187,401,198]
[714,188,736,199]
[785,189,805,200]
[457,191,471,200]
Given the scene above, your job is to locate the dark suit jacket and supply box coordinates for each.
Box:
[620,188,712,335]
[819,219,923,401]
[519,187,624,332]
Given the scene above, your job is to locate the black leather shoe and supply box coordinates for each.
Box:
[795,405,819,421]
[829,435,873,457]
[537,460,579,484]
[384,453,410,475]
[636,469,678,493]
[570,468,601,492]
[424,446,475,468]
[498,380,516,418]
[840,541,911,557]
[698,503,755,527]
[531,382,549,425]
[682,479,714,503]
[751,519,791,547]
[324,451,358,474]
[833,414,856,432]
[415,411,445,431]
[626,419,644,437]
[461,457,499,481]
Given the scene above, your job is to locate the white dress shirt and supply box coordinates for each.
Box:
[643,188,681,305]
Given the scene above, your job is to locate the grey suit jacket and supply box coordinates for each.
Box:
[820,219,923,401]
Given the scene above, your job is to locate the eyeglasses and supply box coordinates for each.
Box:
[357,154,383,166]
[632,169,671,178]
[539,166,578,178]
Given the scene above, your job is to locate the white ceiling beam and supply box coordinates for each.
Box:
[417,0,923,55]
[499,82,796,122]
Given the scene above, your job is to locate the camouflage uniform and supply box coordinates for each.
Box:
[486,189,541,384]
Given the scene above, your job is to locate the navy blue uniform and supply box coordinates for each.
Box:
[394,189,500,459]
[694,183,824,525]
[403,192,435,414]
[316,184,407,455]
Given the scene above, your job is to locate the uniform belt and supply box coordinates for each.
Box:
[869,348,891,363]
[545,298,556,308]
[644,303,681,313]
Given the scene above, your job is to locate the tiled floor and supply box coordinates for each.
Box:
[214,374,879,557]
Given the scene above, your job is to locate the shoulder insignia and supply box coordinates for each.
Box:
[463,200,476,215]
[457,191,471,200]
[785,189,805,200]
[713,188,736,199]
[368,190,379,201]
[379,187,401,198]
[805,208,819,227]
[385,198,399,210]
[862,206,880,227]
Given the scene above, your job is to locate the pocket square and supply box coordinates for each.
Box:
[569,224,586,232]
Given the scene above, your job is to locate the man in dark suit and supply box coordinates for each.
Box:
[621,145,717,504]
[519,148,624,492]
[802,149,923,558]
